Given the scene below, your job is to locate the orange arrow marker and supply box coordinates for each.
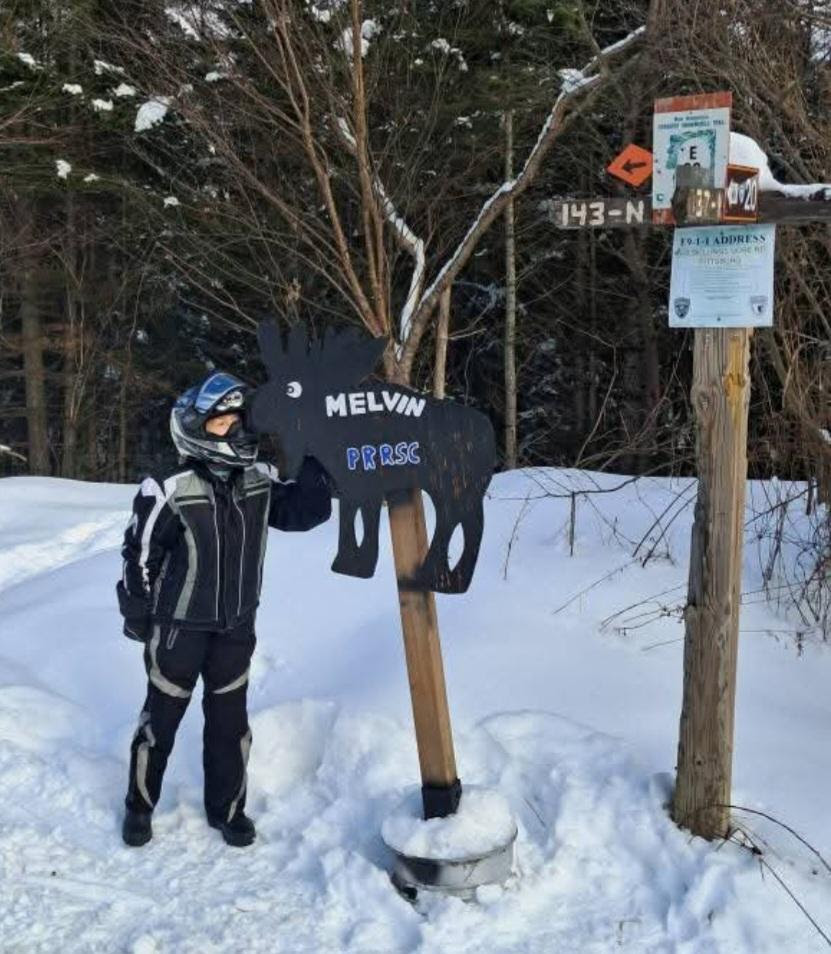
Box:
[607,144,653,188]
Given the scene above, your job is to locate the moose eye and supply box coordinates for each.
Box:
[286,381,303,398]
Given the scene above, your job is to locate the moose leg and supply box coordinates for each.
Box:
[354,502,381,577]
[332,498,360,576]
[416,495,456,593]
[450,498,484,593]
[331,499,381,579]
[419,496,485,594]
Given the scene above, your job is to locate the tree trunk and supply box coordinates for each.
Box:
[503,109,518,470]
[617,2,663,472]
[622,230,661,468]
[61,23,81,478]
[433,286,450,400]
[85,383,98,479]
[61,193,80,478]
[574,171,589,446]
[673,328,751,840]
[118,363,129,482]
[587,228,599,427]
[61,314,79,477]
[118,323,135,483]
[20,264,51,475]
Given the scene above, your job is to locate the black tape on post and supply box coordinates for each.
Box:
[422,778,463,820]
[249,322,496,594]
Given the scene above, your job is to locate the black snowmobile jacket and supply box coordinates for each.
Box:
[116,457,331,638]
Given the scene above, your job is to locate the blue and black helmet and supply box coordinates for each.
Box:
[170,371,259,467]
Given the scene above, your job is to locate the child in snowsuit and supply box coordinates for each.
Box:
[117,371,331,847]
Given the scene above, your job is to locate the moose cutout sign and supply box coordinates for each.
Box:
[248,322,496,593]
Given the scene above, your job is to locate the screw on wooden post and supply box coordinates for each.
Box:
[387,487,461,819]
[672,327,752,839]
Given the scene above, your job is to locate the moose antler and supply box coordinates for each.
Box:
[257,320,387,390]
[257,321,284,377]
[286,325,310,367]
[319,327,387,386]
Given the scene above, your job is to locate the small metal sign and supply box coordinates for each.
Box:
[653,91,732,224]
[681,187,724,224]
[723,164,759,222]
[668,224,776,328]
[607,144,653,187]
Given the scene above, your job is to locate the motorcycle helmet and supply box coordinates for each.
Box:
[170,371,259,467]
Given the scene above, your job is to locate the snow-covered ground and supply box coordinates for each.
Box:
[1,470,829,953]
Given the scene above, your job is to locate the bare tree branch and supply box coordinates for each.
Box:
[397,25,646,379]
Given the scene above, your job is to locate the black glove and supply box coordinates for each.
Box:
[123,617,151,643]
[116,580,151,643]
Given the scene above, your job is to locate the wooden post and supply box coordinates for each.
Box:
[387,487,461,819]
[548,179,831,841]
[388,490,462,818]
[672,327,752,839]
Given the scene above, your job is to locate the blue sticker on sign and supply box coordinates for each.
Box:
[346,442,420,471]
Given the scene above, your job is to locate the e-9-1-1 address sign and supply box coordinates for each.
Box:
[248,322,496,594]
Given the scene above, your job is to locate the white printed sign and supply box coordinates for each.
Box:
[669,225,776,328]
[653,93,731,218]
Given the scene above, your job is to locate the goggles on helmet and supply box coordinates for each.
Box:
[193,372,248,415]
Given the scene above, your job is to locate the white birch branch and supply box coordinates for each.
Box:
[0,444,27,464]
[335,116,426,351]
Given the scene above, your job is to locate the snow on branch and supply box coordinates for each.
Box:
[0,444,26,464]
[335,116,426,348]
[377,180,425,349]
[135,97,171,133]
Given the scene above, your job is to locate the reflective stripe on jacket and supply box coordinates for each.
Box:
[117,458,331,631]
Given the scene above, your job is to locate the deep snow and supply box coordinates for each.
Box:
[0,470,829,953]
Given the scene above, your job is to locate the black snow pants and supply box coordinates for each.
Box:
[125,621,256,824]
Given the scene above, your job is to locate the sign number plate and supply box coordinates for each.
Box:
[550,197,648,229]
[723,164,759,222]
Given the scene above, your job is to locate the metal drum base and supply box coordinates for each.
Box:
[385,828,517,902]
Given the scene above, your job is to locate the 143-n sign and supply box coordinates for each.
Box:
[549,197,648,229]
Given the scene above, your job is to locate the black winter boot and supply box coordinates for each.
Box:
[122,809,153,847]
[207,811,256,847]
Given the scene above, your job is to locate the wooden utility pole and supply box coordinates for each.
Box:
[387,488,461,819]
[549,180,831,841]
[672,328,752,838]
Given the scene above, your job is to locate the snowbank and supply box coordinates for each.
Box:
[0,470,829,951]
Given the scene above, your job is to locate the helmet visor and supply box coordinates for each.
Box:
[193,372,248,415]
